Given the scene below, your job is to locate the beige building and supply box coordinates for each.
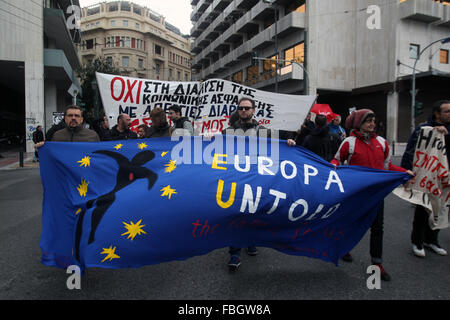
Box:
[79,1,192,81]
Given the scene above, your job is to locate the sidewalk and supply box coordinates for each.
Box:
[0,149,39,170]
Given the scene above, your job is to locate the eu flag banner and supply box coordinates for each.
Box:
[39,136,410,270]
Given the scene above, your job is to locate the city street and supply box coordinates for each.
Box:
[0,164,449,300]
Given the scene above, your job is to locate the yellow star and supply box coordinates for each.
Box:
[77,156,91,168]
[77,179,89,197]
[75,208,82,215]
[114,144,123,150]
[164,160,177,173]
[161,151,169,157]
[100,245,120,263]
[138,142,148,150]
[121,219,147,241]
[160,185,177,200]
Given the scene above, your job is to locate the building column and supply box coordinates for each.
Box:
[386,90,399,144]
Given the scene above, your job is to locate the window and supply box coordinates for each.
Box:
[155,63,160,74]
[169,68,173,79]
[232,71,243,84]
[285,42,305,65]
[263,54,278,79]
[155,44,163,56]
[185,73,189,81]
[177,71,181,81]
[108,2,119,12]
[409,44,420,59]
[122,56,129,67]
[121,2,131,11]
[440,49,449,64]
[138,58,144,69]
[106,56,113,66]
[110,20,116,27]
[246,65,258,85]
[86,39,94,50]
[123,20,128,27]
[136,23,140,29]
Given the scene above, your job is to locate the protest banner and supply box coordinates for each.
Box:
[393,126,450,229]
[39,136,410,270]
[95,72,316,135]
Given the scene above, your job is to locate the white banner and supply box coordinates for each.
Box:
[96,72,316,135]
[393,126,450,229]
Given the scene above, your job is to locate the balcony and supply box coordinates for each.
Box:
[399,0,444,23]
[44,8,81,70]
[439,4,450,27]
[251,63,305,90]
[44,49,82,94]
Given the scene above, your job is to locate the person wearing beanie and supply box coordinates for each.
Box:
[331,108,413,282]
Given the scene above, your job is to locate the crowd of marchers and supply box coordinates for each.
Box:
[33,98,450,282]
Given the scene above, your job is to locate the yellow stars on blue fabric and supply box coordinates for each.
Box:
[121,219,147,241]
[77,156,91,168]
[77,179,89,197]
[160,185,177,200]
[101,246,120,263]
[164,160,177,173]
[138,142,148,150]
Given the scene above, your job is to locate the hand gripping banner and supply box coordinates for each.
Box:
[39,136,410,270]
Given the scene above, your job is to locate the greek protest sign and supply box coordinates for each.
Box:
[95,72,316,135]
[394,127,450,229]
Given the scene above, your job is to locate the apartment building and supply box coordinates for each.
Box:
[190,0,450,144]
[0,0,82,152]
[79,1,192,82]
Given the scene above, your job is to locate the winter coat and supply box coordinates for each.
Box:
[110,125,138,140]
[52,126,100,142]
[302,126,341,162]
[331,130,405,172]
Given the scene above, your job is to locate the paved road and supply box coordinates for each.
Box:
[0,167,449,300]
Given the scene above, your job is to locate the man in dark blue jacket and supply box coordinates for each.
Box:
[401,100,450,258]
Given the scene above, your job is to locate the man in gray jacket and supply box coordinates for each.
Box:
[35,105,99,149]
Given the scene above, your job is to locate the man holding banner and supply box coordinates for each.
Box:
[332,109,413,281]
[401,100,450,258]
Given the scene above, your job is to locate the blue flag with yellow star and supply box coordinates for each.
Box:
[39,136,410,269]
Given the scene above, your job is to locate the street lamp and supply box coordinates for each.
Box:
[91,78,100,119]
[411,36,450,133]
[263,0,278,93]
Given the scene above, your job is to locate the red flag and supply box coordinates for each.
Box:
[311,104,336,123]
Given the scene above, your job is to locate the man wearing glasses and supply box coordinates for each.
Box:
[35,105,99,147]
[222,97,270,271]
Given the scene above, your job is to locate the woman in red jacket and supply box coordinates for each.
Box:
[331,109,413,281]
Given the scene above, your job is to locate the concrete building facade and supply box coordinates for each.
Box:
[190,0,450,146]
[0,0,82,152]
[79,1,192,82]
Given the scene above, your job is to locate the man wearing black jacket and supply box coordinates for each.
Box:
[301,115,341,162]
[110,114,138,140]
[168,105,194,136]
[401,100,450,258]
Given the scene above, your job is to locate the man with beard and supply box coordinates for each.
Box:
[110,114,138,140]
[222,97,270,271]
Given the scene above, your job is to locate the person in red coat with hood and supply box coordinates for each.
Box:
[331,109,413,281]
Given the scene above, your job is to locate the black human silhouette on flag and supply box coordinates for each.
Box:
[75,150,157,262]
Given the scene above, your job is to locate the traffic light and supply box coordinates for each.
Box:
[251,51,258,66]
[415,101,423,117]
